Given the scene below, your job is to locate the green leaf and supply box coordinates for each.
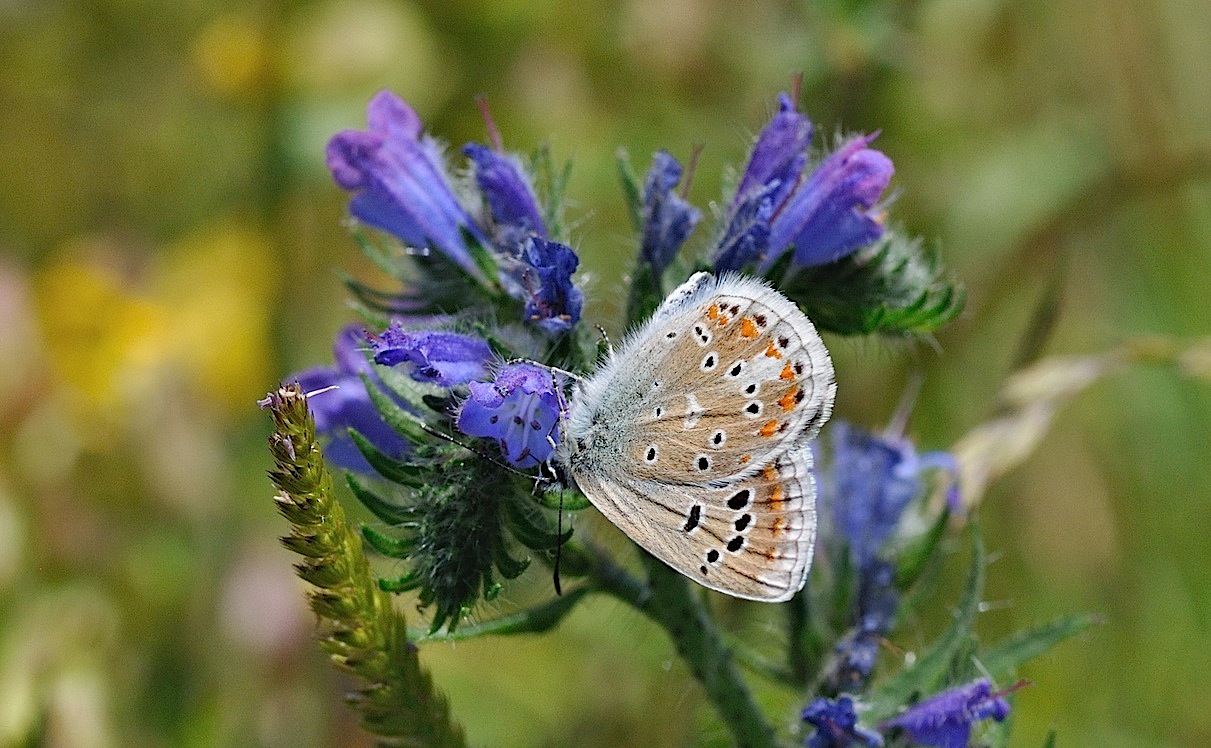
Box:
[345,473,414,525]
[1042,729,1058,748]
[784,229,965,337]
[868,524,986,721]
[981,613,1099,678]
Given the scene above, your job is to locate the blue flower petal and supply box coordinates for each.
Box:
[640,150,700,274]
[881,679,1011,748]
[456,362,561,468]
[368,326,493,387]
[326,90,489,280]
[291,326,409,472]
[463,142,547,242]
[763,134,893,270]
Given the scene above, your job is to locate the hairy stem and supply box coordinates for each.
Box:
[263,384,465,747]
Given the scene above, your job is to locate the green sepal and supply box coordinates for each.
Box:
[349,429,429,488]
[615,149,645,234]
[782,229,965,337]
[493,543,531,580]
[868,523,986,721]
[482,578,503,602]
[370,359,448,418]
[345,473,415,525]
[362,525,417,559]
[503,495,573,551]
[380,572,423,593]
[535,486,592,512]
[894,506,951,591]
[459,226,503,292]
[350,226,409,280]
[413,586,591,641]
[338,272,409,322]
[531,145,573,242]
[980,613,1099,679]
[361,373,434,445]
[626,262,665,330]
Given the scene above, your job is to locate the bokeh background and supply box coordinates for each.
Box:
[3,0,1210,745]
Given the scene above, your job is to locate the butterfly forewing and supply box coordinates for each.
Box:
[620,279,833,484]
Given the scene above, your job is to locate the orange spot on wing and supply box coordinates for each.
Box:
[770,484,785,509]
[765,548,782,561]
[717,315,730,327]
[764,341,782,358]
[779,364,795,380]
[740,454,751,464]
[772,517,789,536]
[739,318,759,338]
[758,420,779,437]
[762,465,778,482]
[778,387,799,412]
[706,303,720,321]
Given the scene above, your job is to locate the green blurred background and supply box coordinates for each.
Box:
[2,0,1209,745]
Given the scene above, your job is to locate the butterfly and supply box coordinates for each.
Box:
[556,272,836,602]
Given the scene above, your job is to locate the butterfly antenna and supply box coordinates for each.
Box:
[595,324,614,357]
[417,421,537,480]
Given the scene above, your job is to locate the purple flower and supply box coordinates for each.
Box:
[803,696,884,748]
[508,237,583,334]
[763,134,893,271]
[456,362,561,468]
[736,92,813,214]
[826,560,900,692]
[326,90,490,280]
[291,326,408,472]
[714,92,811,273]
[463,142,547,246]
[827,422,959,566]
[881,679,1012,748]
[640,151,700,274]
[712,93,893,273]
[368,324,492,387]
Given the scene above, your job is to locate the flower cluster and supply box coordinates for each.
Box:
[275,86,1080,748]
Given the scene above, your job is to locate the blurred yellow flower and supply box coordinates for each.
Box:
[32,224,280,440]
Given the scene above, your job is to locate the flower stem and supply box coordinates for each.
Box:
[590,546,778,748]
